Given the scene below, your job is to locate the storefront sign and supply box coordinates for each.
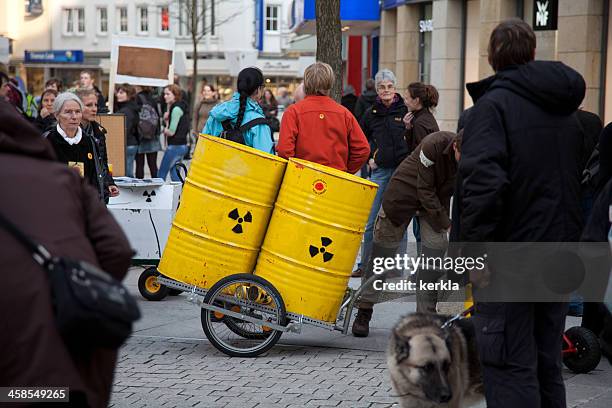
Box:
[419,19,433,33]
[533,0,558,31]
[24,50,84,64]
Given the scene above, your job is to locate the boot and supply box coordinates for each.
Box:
[352,308,373,337]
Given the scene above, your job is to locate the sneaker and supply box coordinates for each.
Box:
[351,268,363,278]
[352,308,373,337]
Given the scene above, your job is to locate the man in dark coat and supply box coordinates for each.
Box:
[0,98,133,407]
[459,19,586,408]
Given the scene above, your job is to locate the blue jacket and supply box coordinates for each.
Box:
[203,92,274,154]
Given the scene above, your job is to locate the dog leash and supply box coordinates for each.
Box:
[440,305,475,329]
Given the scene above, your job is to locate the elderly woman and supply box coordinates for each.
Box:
[45,92,101,194]
[352,69,409,278]
[277,62,369,173]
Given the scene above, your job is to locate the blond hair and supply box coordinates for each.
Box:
[304,62,334,96]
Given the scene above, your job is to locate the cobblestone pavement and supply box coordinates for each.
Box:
[109,268,612,408]
[111,338,395,408]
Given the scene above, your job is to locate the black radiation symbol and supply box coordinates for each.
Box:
[309,237,334,263]
[143,190,156,202]
[228,208,252,234]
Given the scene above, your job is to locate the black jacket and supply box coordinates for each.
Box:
[34,114,56,133]
[354,90,377,122]
[359,94,409,168]
[459,61,586,243]
[341,94,358,115]
[82,121,115,203]
[116,100,140,146]
[46,128,99,192]
[167,100,190,145]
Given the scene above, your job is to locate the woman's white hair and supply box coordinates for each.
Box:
[374,69,397,89]
[53,92,84,115]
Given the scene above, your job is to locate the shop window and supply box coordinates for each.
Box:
[97,7,108,35]
[159,6,170,34]
[138,6,149,34]
[117,7,128,34]
[63,8,85,36]
[266,5,279,32]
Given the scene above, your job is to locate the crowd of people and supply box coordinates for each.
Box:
[2,17,612,408]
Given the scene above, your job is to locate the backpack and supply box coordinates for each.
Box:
[220,117,271,146]
[137,95,159,140]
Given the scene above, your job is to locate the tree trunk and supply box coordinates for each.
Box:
[315,0,342,102]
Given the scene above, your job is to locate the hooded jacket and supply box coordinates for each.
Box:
[0,99,132,407]
[359,94,409,168]
[459,61,586,243]
[203,92,274,154]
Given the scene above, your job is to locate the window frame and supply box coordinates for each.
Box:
[158,5,170,35]
[63,8,74,36]
[75,7,85,35]
[265,4,280,33]
[97,7,108,36]
[137,6,149,35]
[117,6,129,34]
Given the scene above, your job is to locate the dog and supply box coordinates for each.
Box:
[387,313,484,408]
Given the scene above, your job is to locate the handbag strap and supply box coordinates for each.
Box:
[0,211,52,266]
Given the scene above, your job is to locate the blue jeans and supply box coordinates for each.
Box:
[126,145,139,178]
[158,145,188,182]
[359,167,408,268]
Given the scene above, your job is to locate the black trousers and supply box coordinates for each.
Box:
[473,302,568,408]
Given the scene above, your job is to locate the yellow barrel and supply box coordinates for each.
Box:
[158,134,287,288]
[254,158,378,322]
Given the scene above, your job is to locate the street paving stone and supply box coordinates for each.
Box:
[110,337,396,408]
[109,268,612,407]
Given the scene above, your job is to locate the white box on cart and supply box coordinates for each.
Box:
[108,178,181,263]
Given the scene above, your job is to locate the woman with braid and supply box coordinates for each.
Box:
[203,67,274,154]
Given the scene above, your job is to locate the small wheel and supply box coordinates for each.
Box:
[563,326,601,373]
[138,267,169,301]
[168,289,183,296]
[201,273,286,357]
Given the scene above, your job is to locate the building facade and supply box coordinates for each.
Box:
[380,0,612,130]
[3,0,312,98]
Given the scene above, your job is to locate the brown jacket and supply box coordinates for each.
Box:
[382,131,458,232]
[0,100,133,408]
[407,108,440,152]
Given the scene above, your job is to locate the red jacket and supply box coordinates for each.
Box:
[278,95,370,173]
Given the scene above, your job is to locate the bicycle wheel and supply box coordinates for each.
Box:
[201,274,286,357]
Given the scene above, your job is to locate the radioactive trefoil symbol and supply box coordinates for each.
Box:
[228,208,252,234]
[309,237,334,262]
[142,190,156,202]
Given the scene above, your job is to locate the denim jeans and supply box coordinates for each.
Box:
[126,145,139,178]
[358,167,407,268]
[158,144,188,182]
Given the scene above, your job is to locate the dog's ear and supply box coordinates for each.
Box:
[393,331,411,363]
